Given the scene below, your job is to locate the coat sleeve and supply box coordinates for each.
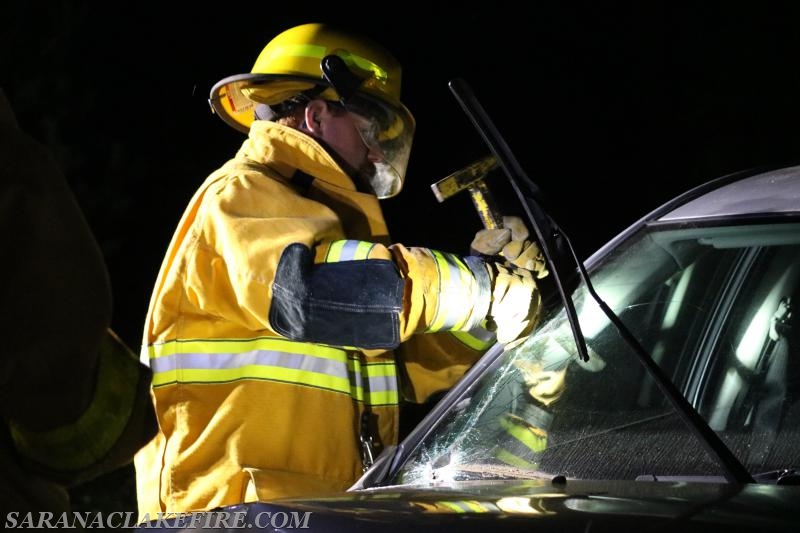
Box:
[267,239,494,350]
[189,171,494,350]
[0,92,156,486]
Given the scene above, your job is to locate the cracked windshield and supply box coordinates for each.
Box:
[395,222,800,485]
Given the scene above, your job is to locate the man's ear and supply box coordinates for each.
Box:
[304,100,326,135]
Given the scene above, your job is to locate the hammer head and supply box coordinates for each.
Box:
[431,155,502,228]
[430,155,498,202]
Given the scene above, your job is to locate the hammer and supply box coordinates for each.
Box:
[431,155,502,229]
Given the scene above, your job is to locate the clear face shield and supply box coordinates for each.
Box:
[341,95,413,198]
[321,55,414,199]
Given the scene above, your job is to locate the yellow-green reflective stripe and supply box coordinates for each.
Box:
[451,326,495,351]
[153,365,346,389]
[265,45,388,82]
[428,250,474,332]
[437,500,490,513]
[152,361,398,405]
[267,44,326,61]
[495,448,538,470]
[439,501,467,513]
[348,357,398,405]
[147,338,398,405]
[500,416,547,453]
[10,330,140,471]
[462,500,490,513]
[325,240,373,262]
[337,50,389,82]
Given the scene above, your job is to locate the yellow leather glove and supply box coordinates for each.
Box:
[484,261,541,347]
[513,359,567,406]
[471,216,549,279]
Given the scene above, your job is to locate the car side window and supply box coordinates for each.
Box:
[691,246,800,473]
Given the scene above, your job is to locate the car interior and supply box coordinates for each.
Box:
[539,223,800,482]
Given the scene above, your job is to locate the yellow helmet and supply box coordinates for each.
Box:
[209,23,415,198]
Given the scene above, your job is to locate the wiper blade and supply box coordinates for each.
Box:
[448,78,754,485]
[447,78,588,363]
[752,468,800,485]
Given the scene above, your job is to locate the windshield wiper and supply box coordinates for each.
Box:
[448,78,754,485]
[752,468,800,485]
[447,78,588,364]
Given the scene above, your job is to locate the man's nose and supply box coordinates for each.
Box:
[365,144,385,163]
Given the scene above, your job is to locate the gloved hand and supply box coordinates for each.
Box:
[471,216,549,279]
[484,261,540,347]
[513,359,567,406]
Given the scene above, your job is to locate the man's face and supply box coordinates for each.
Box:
[306,101,384,191]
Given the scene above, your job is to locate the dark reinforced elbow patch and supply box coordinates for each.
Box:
[269,243,403,349]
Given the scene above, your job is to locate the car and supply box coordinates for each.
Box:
[136,81,800,532]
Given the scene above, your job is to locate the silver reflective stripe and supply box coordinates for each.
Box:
[151,350,348,379]
[452,324,496,351]
[148,338,398,405]
[428,250,476,332]
[348,358,398,405]
[325,240,374,262]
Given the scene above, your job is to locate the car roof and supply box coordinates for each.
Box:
[658,164,800,222]
[585,164,800,268]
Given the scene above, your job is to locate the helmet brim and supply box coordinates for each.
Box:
[209,73,316,133]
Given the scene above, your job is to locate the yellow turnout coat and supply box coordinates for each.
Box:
[135,121,494,515]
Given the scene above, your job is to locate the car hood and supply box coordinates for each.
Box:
[141,479,800,532]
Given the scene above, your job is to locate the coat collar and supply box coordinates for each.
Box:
[236,120,358,193]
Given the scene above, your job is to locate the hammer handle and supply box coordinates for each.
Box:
[431,155,503,229]
[468,180,503,229]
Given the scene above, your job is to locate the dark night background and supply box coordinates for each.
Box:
[4,0,800,513]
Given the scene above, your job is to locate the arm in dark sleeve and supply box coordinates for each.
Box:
[0,89,156,485]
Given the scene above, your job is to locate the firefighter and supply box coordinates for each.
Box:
[134,23,547,516]
[0,89,157,514]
